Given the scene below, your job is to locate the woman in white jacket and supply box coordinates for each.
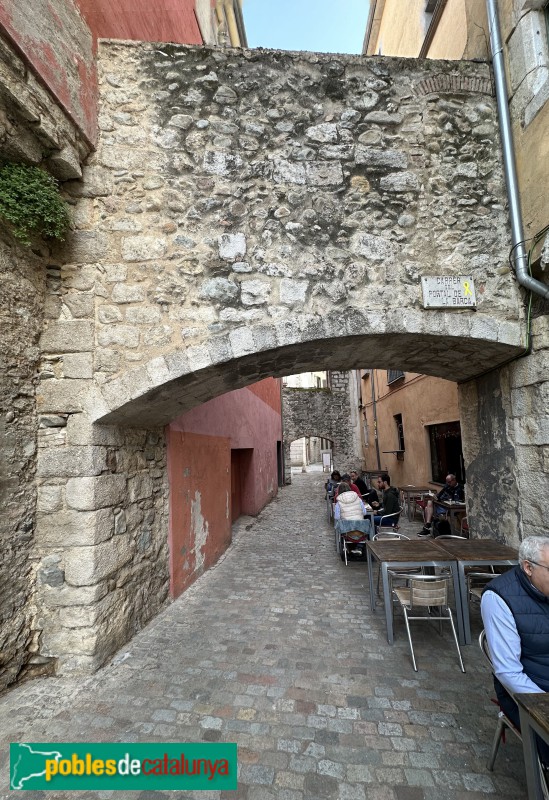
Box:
[334,483,372,557]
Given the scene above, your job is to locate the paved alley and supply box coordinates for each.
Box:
[0,473,526,799]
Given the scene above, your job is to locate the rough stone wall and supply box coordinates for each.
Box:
[283,371,361,482]
[0,25,92,691]
[34,422,169,675]
[0,236,46,691]
[459,316,548,546]
[82,42,523,427]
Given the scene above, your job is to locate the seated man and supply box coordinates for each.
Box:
[481,535,549,765]
[350,470,379,507]
[335,473,361,499]
[371,473,400,528]
[418,473,464,536]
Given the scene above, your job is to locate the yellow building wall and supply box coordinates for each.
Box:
[427,0,467,59]
[361,372,460,488]
[367,0,488,61]
[371,0,428,56]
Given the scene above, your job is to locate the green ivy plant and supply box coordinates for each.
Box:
[0,162,70,245]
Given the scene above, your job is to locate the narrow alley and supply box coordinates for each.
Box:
[1,473,525,799]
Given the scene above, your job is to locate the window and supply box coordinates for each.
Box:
[427,421,464,484]
[394,414,405,452]
[387,369,405,385]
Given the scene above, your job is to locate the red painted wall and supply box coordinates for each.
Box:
[76,0,203,46]
[167,378,282,598]
[168,431,231,599]
[0,0,97,144]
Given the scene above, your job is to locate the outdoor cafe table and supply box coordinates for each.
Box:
[434,537,519,645]
[400,486,432,521]
[515,693,549,800]
[365,539,465,645]
[435,499,467,532]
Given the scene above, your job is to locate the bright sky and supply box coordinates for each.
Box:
[242,0,371,55]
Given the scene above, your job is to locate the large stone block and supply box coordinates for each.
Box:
[121,236,167,262]
[36,380,90,414]
[35,508,114,547]
[62,231,108,264]
[64,536,133,586]
[63,353,93,379]
[65,474,127,511]
[36,445,106,478]
[40,321,94,353]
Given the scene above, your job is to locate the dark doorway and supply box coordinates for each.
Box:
[276,440,284,487]
[428,421,465,483]
[230,448,253,522]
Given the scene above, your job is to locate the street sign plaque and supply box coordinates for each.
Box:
[421,276,476,308]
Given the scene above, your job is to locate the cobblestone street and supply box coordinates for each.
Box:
[0,473,526,799]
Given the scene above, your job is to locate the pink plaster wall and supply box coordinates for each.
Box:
[169,379,282,515]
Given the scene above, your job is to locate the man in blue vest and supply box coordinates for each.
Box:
[481,535,549,763]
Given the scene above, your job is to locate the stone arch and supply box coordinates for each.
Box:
[95,312,524,428]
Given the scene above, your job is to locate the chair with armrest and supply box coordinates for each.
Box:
[479,630,549,798]
[393,575,465,673]
[479,631,531,770]
[336,518,372,565]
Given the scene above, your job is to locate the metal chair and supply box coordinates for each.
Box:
[375,508,402,535]
[393,575,465,673]
[372,531,420,596]
[479,632,549,796]
[340,527,370,565]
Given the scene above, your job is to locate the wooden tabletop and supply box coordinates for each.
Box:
[367,539,454,562]
[435,538,518,561]
[436,499,466,509]
[515,693,549,737]
[400,486,432,494]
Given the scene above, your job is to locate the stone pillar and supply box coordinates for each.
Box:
[459,316,548,546]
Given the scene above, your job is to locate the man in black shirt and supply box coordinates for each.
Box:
[350,470,378,506]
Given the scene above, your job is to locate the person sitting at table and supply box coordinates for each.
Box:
[325,470,341,497]
[333,481,371,546]
[335,473,361,499]
[418,473,464,536]
[371,473,400,528]
[350,470,379,506]
[481,535,549,765]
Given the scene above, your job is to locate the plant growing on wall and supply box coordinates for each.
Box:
[0,162,70,245]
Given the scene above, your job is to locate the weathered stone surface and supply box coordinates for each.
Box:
[355,147,407,170]
[36,446,106,478]
[40,322,94,353]
[62,232,108,265]
[36,379,90,414]
[35,508,114,548]
[64,536,133,586]
[121,236,167,262]
[63,353,93,379]
[65,475,127,511]
[218,233,246,260]
[199,278,239,302]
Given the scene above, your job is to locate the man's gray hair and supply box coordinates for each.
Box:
[519,536,549,564]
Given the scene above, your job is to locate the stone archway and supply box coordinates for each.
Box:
[34,41,530,674]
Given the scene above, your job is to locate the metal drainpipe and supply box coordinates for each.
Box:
[486,0,549,300]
